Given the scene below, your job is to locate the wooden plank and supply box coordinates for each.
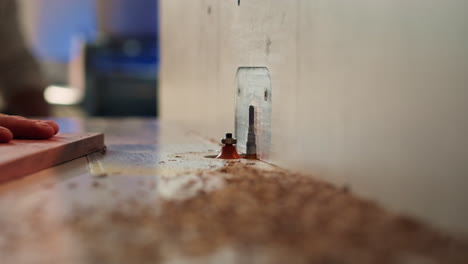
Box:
[0,133,104,184]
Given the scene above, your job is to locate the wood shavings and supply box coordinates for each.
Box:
[1,164,467,264]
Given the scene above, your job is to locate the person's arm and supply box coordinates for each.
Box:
[0,0,50,116]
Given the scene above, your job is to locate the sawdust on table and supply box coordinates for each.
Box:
[3,164,468,264]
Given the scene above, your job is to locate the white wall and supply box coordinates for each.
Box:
[159,0,468,233]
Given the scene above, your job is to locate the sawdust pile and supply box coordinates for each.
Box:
[64,165,468,264]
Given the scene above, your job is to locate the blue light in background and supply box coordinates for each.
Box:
[31,0,158,63]
[32,0,97,62]
[101,0,159,37]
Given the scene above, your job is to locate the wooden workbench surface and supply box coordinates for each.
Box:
[0,118,467,264]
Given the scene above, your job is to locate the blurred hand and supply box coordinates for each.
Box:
[4,89,51,117]
[0,114,59,143]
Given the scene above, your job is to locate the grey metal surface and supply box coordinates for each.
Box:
[235,67,272,161]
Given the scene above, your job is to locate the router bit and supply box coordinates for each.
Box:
[246,105,257,159]
[216,133,241,159]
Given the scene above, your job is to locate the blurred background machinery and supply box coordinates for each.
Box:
[83,35,158,116]
[15,0,159,117]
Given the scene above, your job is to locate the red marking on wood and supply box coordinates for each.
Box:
[216,145,241,160]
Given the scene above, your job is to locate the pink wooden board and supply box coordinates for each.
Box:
[0,133,104,183]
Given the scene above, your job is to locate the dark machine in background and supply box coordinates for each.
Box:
[83,36,159,116]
